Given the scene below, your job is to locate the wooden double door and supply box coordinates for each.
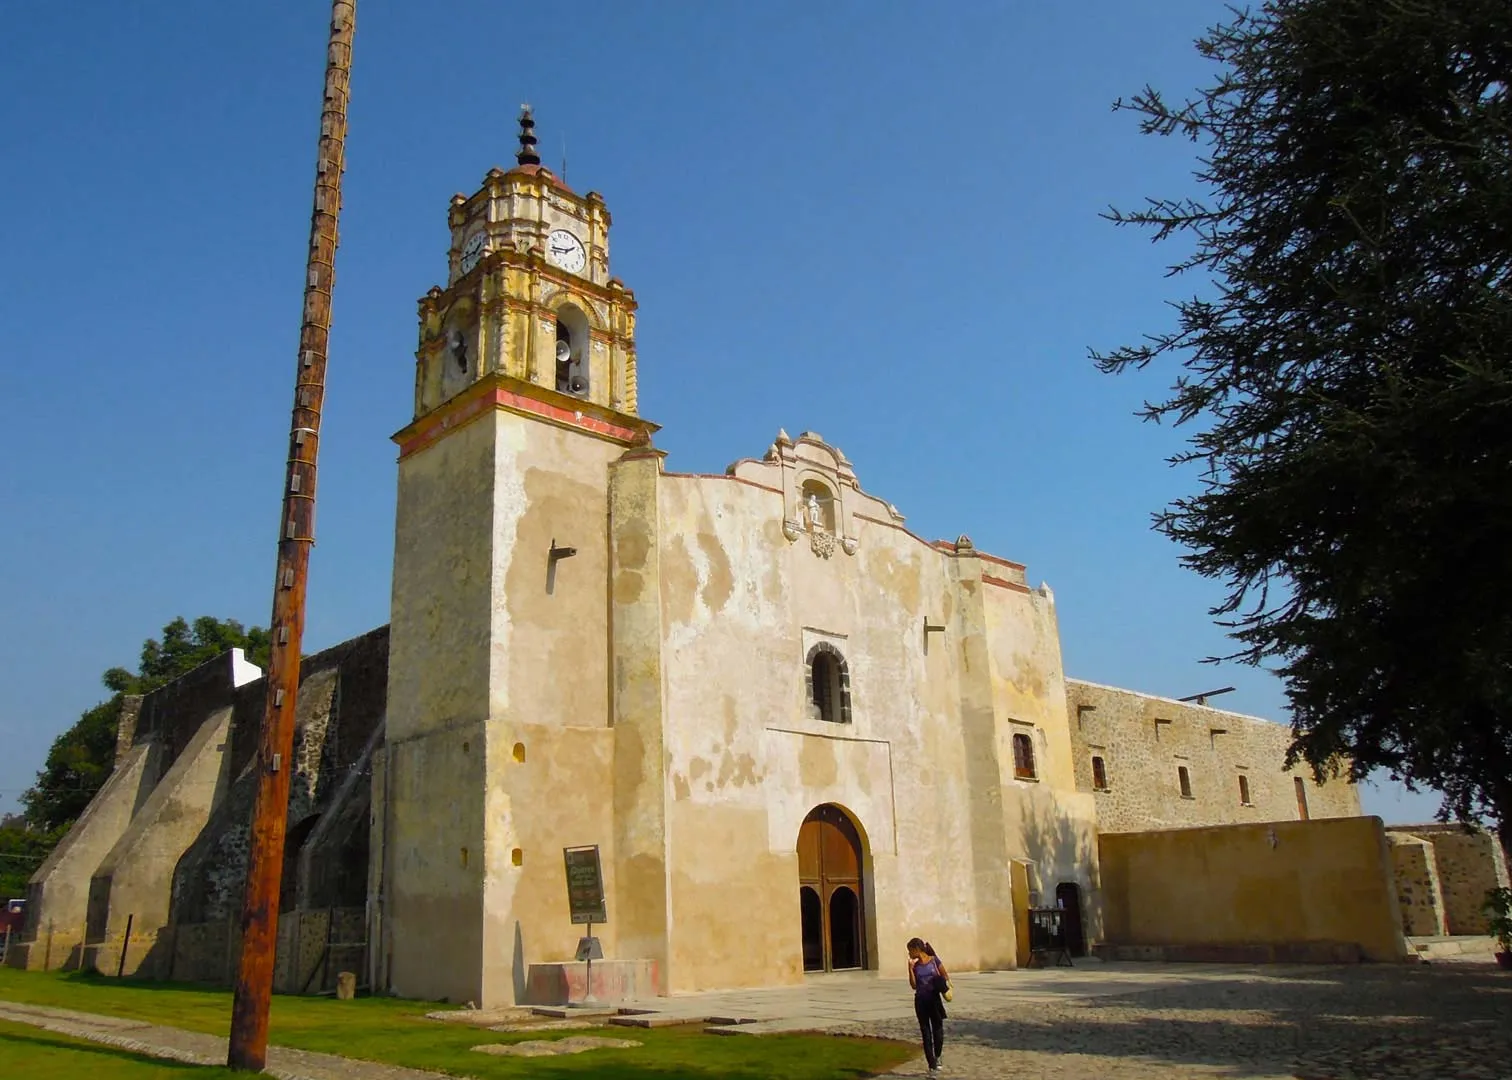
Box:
[798,805,866,972]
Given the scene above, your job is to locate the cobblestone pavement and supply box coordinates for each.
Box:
[0,1000,450,1080]
[4,963,1508,1079]
[852,963,1512,1079]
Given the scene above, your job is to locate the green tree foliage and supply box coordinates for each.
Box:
[103,615,271,695]
[0,824,64,899]
[21,616,270,832]
[1095,0,1512,848]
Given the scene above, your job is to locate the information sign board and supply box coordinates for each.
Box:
[563,845,607,925]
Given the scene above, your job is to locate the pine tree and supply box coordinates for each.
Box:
[1095,0,1512,849]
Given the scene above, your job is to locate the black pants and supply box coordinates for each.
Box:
[914,995,944,1068]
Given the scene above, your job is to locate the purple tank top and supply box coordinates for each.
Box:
[914,957,942,997]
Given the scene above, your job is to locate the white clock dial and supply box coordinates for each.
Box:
[459,231,486,274]
[545,229,587,274]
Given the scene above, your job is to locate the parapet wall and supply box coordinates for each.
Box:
[1098,816,1407,962]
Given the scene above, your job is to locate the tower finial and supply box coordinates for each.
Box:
[516,104,541,167]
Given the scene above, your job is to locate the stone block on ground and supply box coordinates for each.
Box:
[529,1005,618,1019]
[425,1006,535,1026]
[471,1035,641,1057]
[607,1014,703,1028]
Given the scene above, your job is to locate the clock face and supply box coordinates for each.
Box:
[459,231,486,274]
[545,229,587,274]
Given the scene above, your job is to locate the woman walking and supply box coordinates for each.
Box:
[906,937,949,1075]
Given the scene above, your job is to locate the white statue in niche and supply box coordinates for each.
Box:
[804,490,825,533]
[803,488,837,559]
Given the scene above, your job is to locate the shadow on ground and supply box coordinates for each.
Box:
[880,964,1511,1077]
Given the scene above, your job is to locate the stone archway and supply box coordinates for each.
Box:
[797,804,867,972]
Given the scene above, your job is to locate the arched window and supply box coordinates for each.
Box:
[554,305,591,397]
[1091,755,1108,791]
[1178,765,1193,799]
[805,643,851,724]
[1238,774,1251,805]
[1012,732,1037,780]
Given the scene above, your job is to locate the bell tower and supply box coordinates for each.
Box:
[381,107,659,1007]
[408,105,647,427]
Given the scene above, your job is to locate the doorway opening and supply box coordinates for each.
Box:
[1055,882,1086,957]
[797,804,868,972]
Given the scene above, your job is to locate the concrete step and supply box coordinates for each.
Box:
[1406,935,1500,961]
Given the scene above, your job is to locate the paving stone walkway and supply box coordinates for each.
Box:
[614,959,1512,1077]
[3,960,1507,1078]
[0,1000,449,1080]
[616,960,1265,1033]
[849,963,1512,1079]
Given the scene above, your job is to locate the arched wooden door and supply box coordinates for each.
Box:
[797,805,866,972]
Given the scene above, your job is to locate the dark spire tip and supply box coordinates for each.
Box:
[516,104,541,167]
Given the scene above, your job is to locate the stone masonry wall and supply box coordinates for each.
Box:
[1386,824,1510,936]
[169,627,388,927]
[1066,680,1361,833]
[1387,832,1448,937]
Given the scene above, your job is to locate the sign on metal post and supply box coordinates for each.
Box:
[563,845,606,1006]
[563,845,607,925]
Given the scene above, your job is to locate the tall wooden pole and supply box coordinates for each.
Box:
[228,1,354,1070]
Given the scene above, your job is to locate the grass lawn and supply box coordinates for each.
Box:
[0,1018,244,1079]
[0,968,916,1079]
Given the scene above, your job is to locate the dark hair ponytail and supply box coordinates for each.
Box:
[906,937,938,957]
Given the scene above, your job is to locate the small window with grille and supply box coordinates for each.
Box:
[1013,732,1037,780]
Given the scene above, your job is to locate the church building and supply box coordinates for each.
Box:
[379,107,1109,1004]
[9,110,1367,1005]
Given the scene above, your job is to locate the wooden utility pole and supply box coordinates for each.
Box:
[228,1,354,1070]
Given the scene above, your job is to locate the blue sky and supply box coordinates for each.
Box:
[0,1,1445,825]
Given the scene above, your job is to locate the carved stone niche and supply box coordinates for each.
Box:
[727,429,892,558]
[776,431,858,558]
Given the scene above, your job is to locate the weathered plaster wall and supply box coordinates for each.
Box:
[1387,832,1448,937]
[384,406,626,1007]
[657,465,947,991]
[1386,824,1510,935]
[8,648,259,972]
[5,741,160,971]
[480,412,633,1007]
[1099,816,1407,962]
[383,410,495,1006]
[652,434,1089,992]
[1066,680,1361,833]
[982,576,1102,946]
[608,446,671,991]
[86,707,234,977]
